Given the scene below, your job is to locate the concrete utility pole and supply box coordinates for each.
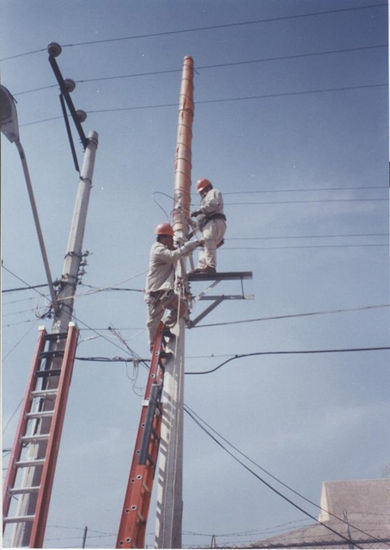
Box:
[155,56,194,549]
[10,131,98,547]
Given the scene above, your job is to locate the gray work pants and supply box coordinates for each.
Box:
[145,290,188,350]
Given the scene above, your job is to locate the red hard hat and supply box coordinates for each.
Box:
[196,178,212,193]
[155,222,174,236]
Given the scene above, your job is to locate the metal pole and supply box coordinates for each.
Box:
[10,131,98,547]
[53,130,98,333]
[14,139,57,309]
[155,56,194,549]
[82,525,88,548]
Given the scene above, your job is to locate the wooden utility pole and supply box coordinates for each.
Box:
[155,56,194,549]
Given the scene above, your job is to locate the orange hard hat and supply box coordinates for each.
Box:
[155,222,174,236]
[196,178,212,193]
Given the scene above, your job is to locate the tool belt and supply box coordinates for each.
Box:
[198,212,227,231]
[148,289,173,299]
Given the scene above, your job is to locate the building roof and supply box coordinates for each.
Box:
[241,479,390,549]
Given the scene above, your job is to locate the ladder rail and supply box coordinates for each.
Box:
[116,324,165,548]
[2,324,79,548]
[2,327,47,525]
[29,323,79,548]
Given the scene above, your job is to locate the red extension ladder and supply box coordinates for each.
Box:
[116,323,167,548]
[3,323,79,547]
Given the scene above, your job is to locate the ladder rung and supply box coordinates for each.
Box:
[137,510,146,523]
[9,486,40,495]
[20,434,50,443]
[35,369,61,377]
[26,410,53,419]
[44,332,68,341]
[15,458,45,468]
[31,389,58,398]
[146,455,155,467]
[151,428,160,441]
[39,350,64,359]
[142,480,151,494]
[3,515,35,524]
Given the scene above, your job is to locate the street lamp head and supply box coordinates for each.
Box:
[48,42,62,57]
[0,84,19,143]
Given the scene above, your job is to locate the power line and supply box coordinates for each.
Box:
[12,44,387,97]
[192,304,390,329]
[184,405,389,547]
[185,347,390,375]
[222,185,388,194]
[3,1,383,62]
[225,198,386,205]
[184,406,364,548]
[75,346,390,367]
[228,232,388,240]
[2,283,49,294]
[20,81,387,128]
[224,244,388,250]
[1,264,51,302]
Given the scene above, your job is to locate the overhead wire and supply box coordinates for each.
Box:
[20,81,387,128]
[1,2,384,62]
[192,303,390,329]
[184,406,365,548]
[185,405,390,547]
[11,43,387,97]
[185,347,390,375]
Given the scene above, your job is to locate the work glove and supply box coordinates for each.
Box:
[191,210,201,217]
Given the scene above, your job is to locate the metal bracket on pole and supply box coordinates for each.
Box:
[187,271,254,327]
[48,43,89,149]
[59,93,80,173]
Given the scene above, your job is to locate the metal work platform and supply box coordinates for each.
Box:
[187,270,252,281]
[187,271,253,327]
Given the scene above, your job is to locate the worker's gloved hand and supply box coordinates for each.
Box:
[191,210,201,217]
[197,239,205,247]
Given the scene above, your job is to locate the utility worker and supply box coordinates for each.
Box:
[145,222,203,350]
[190,178,226,274]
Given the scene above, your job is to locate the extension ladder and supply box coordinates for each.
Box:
[3,323,79,548]
[116,323,167,548]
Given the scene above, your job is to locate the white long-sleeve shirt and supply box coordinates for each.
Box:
[145,240,199,293]
[199,188,224,215]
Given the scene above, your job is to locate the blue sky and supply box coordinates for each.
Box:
[1,1,389,548]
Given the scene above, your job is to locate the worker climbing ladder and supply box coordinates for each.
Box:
[116,323,168,548]
[2,323,79,548]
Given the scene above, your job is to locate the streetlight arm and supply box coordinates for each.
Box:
[15,139,58,310]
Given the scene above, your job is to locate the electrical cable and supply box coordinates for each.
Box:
[20,82,387,128]
[1,264,51,302]
[2,283,49,293]
[1,4,386,62]
[184,405,390,547]
[225,197,386,205]
[228,232,388,240]
[12,43,387,97]
[184,406,364,548]
[192,304,390,329]
[185,347,390,375]
[224,243,388,250]
[222,185,387,195]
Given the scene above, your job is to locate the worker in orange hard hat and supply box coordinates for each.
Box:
[190,178,226,275]
[145,222,203,350]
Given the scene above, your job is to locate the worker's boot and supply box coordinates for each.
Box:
[197,266,216,275]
